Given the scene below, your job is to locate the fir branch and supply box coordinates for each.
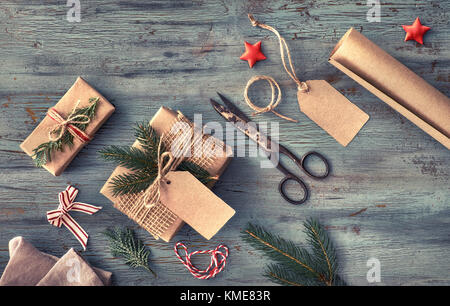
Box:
[304,218,338,285]
[241,220,346,286]
[265,264,320,286]
[178,161,215,185]
[134,121,161,158]
[99,145,157,172]
[99,121,214,195]
[109,169,158,197]
[31,140,63,167]
[103,227,157,277]
[242,223,320,281]
[31,97,99,167]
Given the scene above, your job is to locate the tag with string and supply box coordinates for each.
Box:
[139,133,235,241]
[245,14,369,147]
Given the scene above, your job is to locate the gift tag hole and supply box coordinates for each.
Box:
[166,180,171,185]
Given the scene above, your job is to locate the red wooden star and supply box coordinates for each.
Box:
[402,17,431,45]
[240,41,266,68]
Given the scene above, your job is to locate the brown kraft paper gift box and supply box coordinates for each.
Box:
[100,106,232,242]
[20,77,116,175]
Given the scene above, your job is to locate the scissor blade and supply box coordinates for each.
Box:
[216,92,252,123]
[209,98,233,121]
[209,98,273,152]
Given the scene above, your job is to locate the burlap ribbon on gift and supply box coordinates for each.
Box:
[112,112,221,239]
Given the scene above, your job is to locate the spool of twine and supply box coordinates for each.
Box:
[243,14,310,123]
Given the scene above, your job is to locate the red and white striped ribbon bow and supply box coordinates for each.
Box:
[47,185,102,250]
[174,242,229,280]
[46,100,92,143]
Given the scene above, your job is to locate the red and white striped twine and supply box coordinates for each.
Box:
[174,242,229,280]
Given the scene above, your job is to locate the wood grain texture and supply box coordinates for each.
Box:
[0,0,449,286]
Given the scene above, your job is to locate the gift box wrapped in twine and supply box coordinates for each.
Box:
[100,107,232,242]
[20,77,116,175]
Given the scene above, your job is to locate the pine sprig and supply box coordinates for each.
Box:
[98,146,157,172]
[31,97,99,167]
[265,264,317,286]
[241,219,346,286]
[99,121,214,196]
[242,223,320,283]
[134,121,161,158]
[304,218,338,285]
[109,170,158,197]
[178,161,214,185]
[103,227,157,277]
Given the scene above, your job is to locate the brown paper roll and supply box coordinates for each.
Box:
[329,28,450,149]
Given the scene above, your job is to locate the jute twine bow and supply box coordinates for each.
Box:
[244,14,310,123]
[46,99,92,143]
[141,134,184,209]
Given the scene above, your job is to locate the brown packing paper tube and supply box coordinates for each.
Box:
[100,106,232,242]
[329,28,450,149]
[20,77,116,175]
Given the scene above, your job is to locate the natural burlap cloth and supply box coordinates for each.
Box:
[0,237,112,286]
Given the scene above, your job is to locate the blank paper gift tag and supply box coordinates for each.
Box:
[298,80,369,146]
[160,171,235,240]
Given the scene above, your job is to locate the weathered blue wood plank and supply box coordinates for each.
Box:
[0,0,449,285]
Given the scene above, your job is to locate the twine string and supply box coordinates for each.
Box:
[174,242,229,280]
[248,14,308,92]
[47,99,91,142]
[244,75,298,122]
[244,14,310,123]
[141,134,184,209]
[113,112,221,240]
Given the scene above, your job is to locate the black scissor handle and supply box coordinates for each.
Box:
[278,175,309,205]
[301,151,330,179]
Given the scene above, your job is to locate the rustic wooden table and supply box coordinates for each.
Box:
[0,0,448,286]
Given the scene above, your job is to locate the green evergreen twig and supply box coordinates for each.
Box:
[134,121,160,159]
[241,218,346,286]
[31,97,99,167]
[103,227,157,277]
[99,121,215,196]
[108,170,158,197]
[99,145,157,172]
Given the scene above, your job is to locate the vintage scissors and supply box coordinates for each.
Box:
[210,93,330,205]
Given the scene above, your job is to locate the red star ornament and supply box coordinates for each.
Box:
[402,17,431,45]
[240,41,266,68]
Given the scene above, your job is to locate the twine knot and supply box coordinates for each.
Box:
[142,134,182,209]
[298,81,309,93]
[248,14,259,27]
[244,75,297,122]
[47,99,92,143]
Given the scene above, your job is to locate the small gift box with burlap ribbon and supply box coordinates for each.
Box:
[100,107,233,242]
